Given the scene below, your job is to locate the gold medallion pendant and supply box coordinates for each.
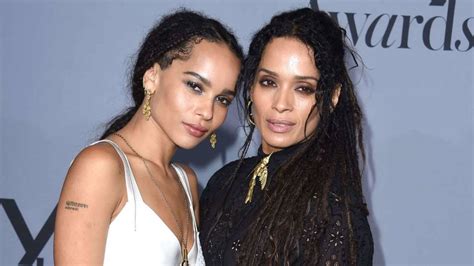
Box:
[245,153,273,204]
[180,245,189,266]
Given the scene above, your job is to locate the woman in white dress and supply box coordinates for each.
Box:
[54,9,243,265]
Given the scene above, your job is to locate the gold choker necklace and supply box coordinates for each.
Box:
[245,152,273,204]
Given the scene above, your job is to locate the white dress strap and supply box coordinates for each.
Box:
[171,164,206,265]
[90,139,139,230]
[171,164,197,228]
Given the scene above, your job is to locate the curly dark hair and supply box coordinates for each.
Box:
[233,8,367,264]
[101,9,243,139]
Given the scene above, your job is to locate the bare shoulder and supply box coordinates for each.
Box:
[176,163,198,184]
[176,163,199,192]
[70,142,123,174]
[59,142,125,211]
[66,142,123,188]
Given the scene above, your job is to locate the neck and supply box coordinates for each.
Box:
[261,143,282,155]
[114,112,177,167]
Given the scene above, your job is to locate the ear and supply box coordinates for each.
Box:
[331,83,342,108]
[142,63,161,94]
[247,86,254,103]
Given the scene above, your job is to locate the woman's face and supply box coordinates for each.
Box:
[145,40,240,149]
[251,37,320,153]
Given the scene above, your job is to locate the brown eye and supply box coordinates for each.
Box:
[216,96,232,107]
[296,86,316,94]
[259,79,276,87]
[186,80,203,94]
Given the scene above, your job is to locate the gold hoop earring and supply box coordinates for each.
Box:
[142,89,154,121]
[210,132,217,149]
[246,100,255,126]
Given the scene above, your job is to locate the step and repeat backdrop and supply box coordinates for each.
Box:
[1,0,472,265]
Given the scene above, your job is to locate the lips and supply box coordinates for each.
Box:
[183,122,209,138]
[266,118,296,133]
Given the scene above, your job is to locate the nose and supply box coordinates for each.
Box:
[272,87,293,113]
[196,98,214,121]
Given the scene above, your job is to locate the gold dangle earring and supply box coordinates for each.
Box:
[330,83,342,113]
[246,100,255,126]
[142,89,154,121]
[210,132,217,149]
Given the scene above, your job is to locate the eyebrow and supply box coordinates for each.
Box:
[184,71,235,96]
[258,68,319,82]
[183,71,211,87]
[221,89,236,97]
[258,68,278,77]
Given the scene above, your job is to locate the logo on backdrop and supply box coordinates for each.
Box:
[310,0,473,51]
[0,199,56,266]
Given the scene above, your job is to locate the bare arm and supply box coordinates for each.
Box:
[54,144,125,265]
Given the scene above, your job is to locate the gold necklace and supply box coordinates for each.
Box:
[113,133,192,266]
[245,152,273,204]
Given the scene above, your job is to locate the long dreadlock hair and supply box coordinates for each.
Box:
[234,8,367,264]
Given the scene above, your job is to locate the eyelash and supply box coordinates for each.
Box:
[216,96,232,107]
[186,80,232,107]
[259,79,277,87]
[259,78,316,95]
[186,80,203,94]
[296,86,316,94]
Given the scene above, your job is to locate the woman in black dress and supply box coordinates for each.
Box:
[200,8,373,265]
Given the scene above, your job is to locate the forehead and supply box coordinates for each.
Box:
[163,39,240,90]
[181,39,235,64]
[259,37,319,76]
[166,39,239,75]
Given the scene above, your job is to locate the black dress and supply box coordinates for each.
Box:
[199,145,374,265]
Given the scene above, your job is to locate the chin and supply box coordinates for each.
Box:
[264,133,304,149]
[176,142,199,150]
[175,138,202,150]
[264,139,294,150]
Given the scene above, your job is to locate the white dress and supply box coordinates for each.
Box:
[92,139,205,265]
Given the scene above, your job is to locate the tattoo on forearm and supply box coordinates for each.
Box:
[65,200,88,211]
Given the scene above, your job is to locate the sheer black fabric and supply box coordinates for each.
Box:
[200,145,373,265]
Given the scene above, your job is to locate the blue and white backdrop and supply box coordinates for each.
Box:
[1,0,472,265]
